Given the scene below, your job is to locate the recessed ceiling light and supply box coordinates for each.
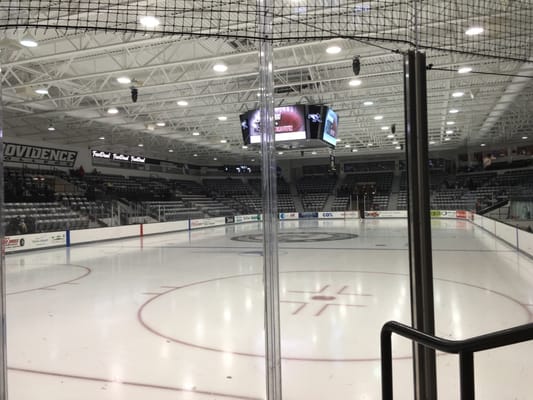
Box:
[351,148,358,153]
[278,151,284,155]
[337,138,342,142]
[449,109,459,114]
[458,67,472,74]
[363,101,374,106]
[392,140,399,145]
[444,137,451,141]
[326,45,341,54]
[465,26,484,36]
[522,136,528,140]
[139,16,160,28]
[193,153,198,157]
[387,134,395,139]
[446,121,455,125]
[374,115,383,120]
[452,91,465,98]
[177,100,188,106]
[138,143,144,147]
[192,131,200,136]
[99,136,105,140]
[367,143,373,147]
[349,79,362,87]
[251,158,255,162]
[156,122,166,127]
[20,38,38,47]
[220,139,227,143]
[429,141,435,145]
[168,149,174,153]
[213,157,218,161]
[218,116,227,121]
[47,126,55,131]
[35,88,49,95]
[242,145,248,149]
[344,144,351,148]
[381,126,389,131]
[107,107,119,114]
[480,143,486,147]
[395,146,402,150]
[213,63,228,72]
[117,77,131,84]
[311,151,317,155]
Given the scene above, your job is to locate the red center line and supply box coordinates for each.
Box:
[8,367,262,400]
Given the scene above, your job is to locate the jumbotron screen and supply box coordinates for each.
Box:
[240,104,338,148]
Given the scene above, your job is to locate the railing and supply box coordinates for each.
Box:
[381,321,533,400]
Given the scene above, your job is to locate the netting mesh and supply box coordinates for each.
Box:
[0,1,532,62]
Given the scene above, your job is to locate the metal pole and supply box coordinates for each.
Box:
[0,62,8,400]
[403,50,437,400]
[258,1,282,399]
[459,352,475,400]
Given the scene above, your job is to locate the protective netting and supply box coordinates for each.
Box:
[0,1,532,62]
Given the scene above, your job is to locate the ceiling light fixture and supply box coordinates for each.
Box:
[458,67,472,74]
[20,36,38,47]
[449,109,459,114]
[387,134,395,139]
[444,137,451,141]
[446,121,455,125]
[480,143,486,147]
[177,100,188,106]
[395,146,402,150]
[99,136,105,140]
[218,116,227,121]
[193,153,198,157]
[392,140,399,145]
[465,26,484,36]
[429,141,435,145]
[35,88,49,95]
[446,130,454,134]
[522,136,528,140]
[47,126,55,131]
[242,145,248,149]
[351,148,358,153]
[156,122,166,127]
[344,144,351,148]
[349,79,362,87]
[452,91,465,98]
[213,63,228,72]
[117,77,131,84]
[326,45,341,54]
[374,115,383,120]
[138,143,144,147]
[213,157,218,161]
[367,143,373,147]
[311,151,317,155]
[381,126,389,131]
[220,139,227,143]
[192,131,200,136]
[107,107,119,114]
[168,149,174,153]
[139,16,160,28]
[363,101,374,106]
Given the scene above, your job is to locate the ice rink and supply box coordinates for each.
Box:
[5,218,533,399]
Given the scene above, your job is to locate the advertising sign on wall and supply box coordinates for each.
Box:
[4,143,77,167]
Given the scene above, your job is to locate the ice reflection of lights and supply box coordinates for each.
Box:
[245,297,253,311]
[196,322,204,338]
[339,304,347,317]
[312,334,318,344]
[224,308,232,322]
[223,352,233,367]
[183,378,196,391]
[160,344,170,359]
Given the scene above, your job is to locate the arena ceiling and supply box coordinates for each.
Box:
[1,2,532,165]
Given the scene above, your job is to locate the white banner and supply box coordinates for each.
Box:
[4,231,66,253]
[189,217,226,230]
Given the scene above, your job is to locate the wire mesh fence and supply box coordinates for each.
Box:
[0,1,532,62]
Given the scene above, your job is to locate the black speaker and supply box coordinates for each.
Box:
[391,124,396,134]
[131,87,138,103]
[352,56,361,76]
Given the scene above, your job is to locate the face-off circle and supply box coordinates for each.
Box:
[138,270,530,362]
[231,231,358,243]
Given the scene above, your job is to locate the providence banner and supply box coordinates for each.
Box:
[4,143,78,167]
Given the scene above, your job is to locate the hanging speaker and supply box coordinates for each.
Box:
[352,56,361,76]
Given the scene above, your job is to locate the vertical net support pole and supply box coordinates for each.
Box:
[258,1,282,400]
[0,64,8,400]
[403,50,437,400]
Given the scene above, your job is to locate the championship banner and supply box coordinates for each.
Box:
[4,143,78,167]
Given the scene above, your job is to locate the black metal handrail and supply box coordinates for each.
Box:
[381,321,533,399]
